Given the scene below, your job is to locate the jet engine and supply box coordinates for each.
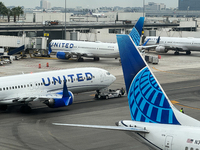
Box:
[44,91,74,108]
[56,52,71,60]
[155,46,168,53]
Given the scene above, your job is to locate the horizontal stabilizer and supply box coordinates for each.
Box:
[52,123,149,133]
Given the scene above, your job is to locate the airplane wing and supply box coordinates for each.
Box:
[12,92,63,103]
[52,123,149,133]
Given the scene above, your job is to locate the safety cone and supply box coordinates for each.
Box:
[46,62,49,67]
[39,64,41,68]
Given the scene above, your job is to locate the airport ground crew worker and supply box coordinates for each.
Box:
[180,108,184,113]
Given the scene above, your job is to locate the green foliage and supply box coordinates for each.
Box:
[0,2,24,22]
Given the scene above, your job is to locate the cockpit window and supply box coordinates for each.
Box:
[106,72,110,75]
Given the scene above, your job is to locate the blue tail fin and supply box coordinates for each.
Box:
[129,17,145,46]
[117,34,181,125]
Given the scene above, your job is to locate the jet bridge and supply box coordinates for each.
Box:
[0,35,48,57]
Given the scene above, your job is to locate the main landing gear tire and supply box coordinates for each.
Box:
[174,51,179,55]
[94,57,100,61]
[78,58,84,62]
[186,51,191,55]
[0,105,7,111]
[20,105,32,113]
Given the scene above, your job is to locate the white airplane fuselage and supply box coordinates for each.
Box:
[145,36,200,52]
[119,120,200,150]
[50,40,119,58]
[0,67,116,105]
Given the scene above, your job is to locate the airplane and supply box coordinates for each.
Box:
[0,67,116,113]
[48,17,145,62]
[89,10,105,17]
[53,31,200,149]
[144,36,200,55]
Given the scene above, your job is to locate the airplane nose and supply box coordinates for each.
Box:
[112,75,116,82]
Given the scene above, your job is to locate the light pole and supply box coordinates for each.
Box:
[65,0,66,39]
[143,0,145,17]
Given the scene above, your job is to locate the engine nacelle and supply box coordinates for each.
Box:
[56,52,71,60]
[155,46,168,53]
[45,91,74,108]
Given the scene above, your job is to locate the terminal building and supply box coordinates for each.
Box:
[179,0,200,11]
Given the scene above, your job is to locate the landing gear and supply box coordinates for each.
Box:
[94,57,100,61]
[186,51,191,55]
[20,105,32,113]
[0,105,7,111]
[77,57,84,62]
[174,51,179,55]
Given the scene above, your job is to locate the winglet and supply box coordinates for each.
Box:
[63,80,70,98]
[48,43,52,55]
[142,38,150,46]
[156,36,160,44]
[129,17,145,46]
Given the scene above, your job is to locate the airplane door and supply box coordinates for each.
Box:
[165,136,173,150]
[100,71,104,83]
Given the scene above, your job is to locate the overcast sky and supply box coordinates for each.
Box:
[0,0,178,8]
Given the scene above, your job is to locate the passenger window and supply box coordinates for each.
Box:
[0,88,2,91]
[18,86,20,88]
[41,83,43,85]
[15,86,17,89]
[21,85,23,88]
[12,86,14,89]
[3,88,5,90]
[68,79,70,82]
[24,85,26,88]
[196,148,199,150]
[185,147,188,150]
[191,148,194,150]
[38,83,40,86]
[36,83,37,86]
[6,87,8,90]
[30,84,32,87]
[27,84,29,87]
[52,81,54,84]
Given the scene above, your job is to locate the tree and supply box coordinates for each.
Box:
[12,6,24,22]
[6,8,12,22]
[16,6,24,21]
[0,2,7,19]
